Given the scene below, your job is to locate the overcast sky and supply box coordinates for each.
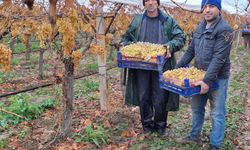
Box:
[98,0,249,14]
[171,0,248,14]
[0,0,246,15]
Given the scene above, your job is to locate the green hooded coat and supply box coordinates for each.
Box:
[121,9,185,111]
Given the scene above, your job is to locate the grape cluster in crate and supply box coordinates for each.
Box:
[163,67,205,87]
[120,42,165,63]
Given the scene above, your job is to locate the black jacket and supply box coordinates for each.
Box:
[176,16,233,86]
[122,10,185,111]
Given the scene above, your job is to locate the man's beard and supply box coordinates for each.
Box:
[147,6,156,12]
[205,14,218,23]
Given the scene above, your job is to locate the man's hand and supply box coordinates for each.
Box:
[164,46,171,58]
[194,81,209,94]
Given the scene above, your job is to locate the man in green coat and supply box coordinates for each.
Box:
[121,0,185,136]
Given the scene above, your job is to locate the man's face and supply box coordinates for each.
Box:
[145,0,158,13]
[202,4,220,22]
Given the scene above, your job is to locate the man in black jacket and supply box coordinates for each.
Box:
[176,0,233,149]
[121,0,185,136]
[242,19,250,48]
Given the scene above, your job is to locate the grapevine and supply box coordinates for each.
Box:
[56,8,93,57]
[36,22,52,48]
[89,43,105,57]
[0,44,12,72]
[72,50,83,69]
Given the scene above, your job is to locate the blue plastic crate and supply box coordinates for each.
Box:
[117,51,158,71]
[159,79,219,97]
[242,29,250,34]
[156,56,219,97]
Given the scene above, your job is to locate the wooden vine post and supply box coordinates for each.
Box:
[96,3,108,110]
[38,48,45,79]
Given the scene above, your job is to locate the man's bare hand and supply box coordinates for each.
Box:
[194,81,209,94]
[164,46,171,58]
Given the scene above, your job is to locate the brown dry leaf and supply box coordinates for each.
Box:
[74,100,81,105]
[9,138,21,150]
[103,120,111,128]
[19,121,30,127]
[135,143,147,150]
[38,143,43,150]
[102,144,115,150]
[121,129,137,137]
[55,142,76,150]
[80,117,85,124]
[94,110,101,117]
[138,135,145,141]
[232,139,239,146]
[32,128,54,142]
[172,147,178,150]
[72,142,81,150]
[74,126,83,133]
[41,110,53,120]
[84,118,92,127]
[117,145,129,150]
[56,146,69,150]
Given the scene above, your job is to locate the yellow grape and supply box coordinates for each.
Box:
[0,19,8,33]
[36,22,52,48]
[73,50,83,69]
[89,44,105,56]
[105,33,113,45]
[113,15,131,36]
[121,42,166,62]
[0,44,12,72]
[11,22,22,38]
[21,34,28,45]
[163,67,205,86]
[56,8,86,57]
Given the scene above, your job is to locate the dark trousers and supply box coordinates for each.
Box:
[135,69,169,130]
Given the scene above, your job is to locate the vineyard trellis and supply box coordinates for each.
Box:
[0,0,249,147]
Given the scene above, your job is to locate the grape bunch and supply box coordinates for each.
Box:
[36,22,52,48]
[0,44,12,72]
[89,44,105,57]
[72,50,83,70]
[120,42,166,63]
[163,67,205,86]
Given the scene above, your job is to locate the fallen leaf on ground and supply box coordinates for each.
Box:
[121,129,137,137]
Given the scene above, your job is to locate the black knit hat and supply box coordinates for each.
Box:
[143,0,160,6]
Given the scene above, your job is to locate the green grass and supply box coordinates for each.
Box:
[11,57,20,66]
[74,78,99,100]
[131,137,178,150]
[236,45,245,51]
[72,124,107,148]
[0,139,8,149]
[28,55,39,63]
[86,63,98,71]
[52,40,62,49]
[0,93,57,128]
[0,71,16,84]
[31,41,40,50]
[17,128,29,139]
[13,43,26,53]
[2,34,11,46]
